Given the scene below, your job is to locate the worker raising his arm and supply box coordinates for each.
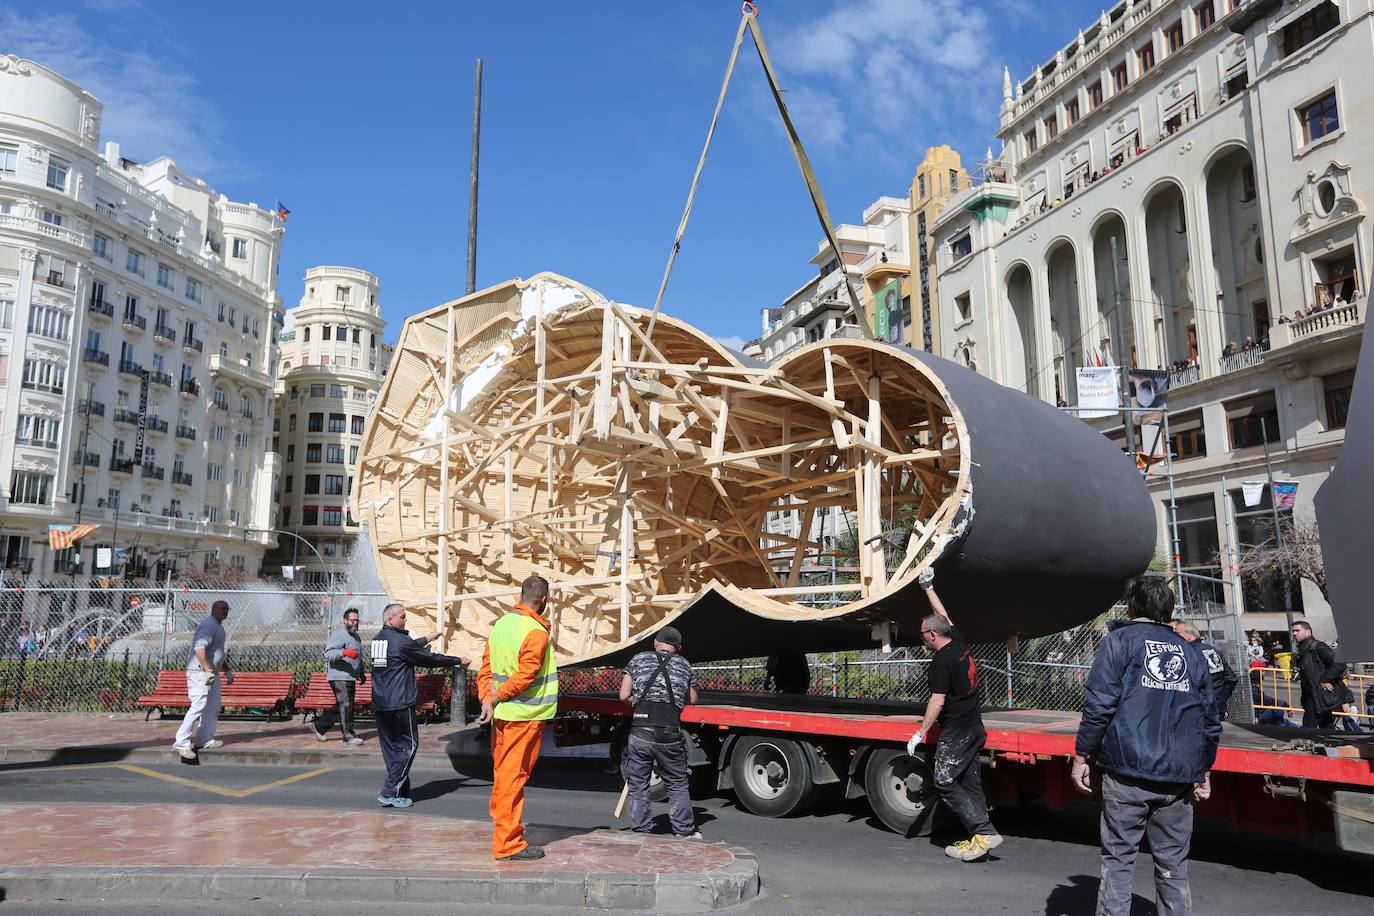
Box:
[908,571,1003,862]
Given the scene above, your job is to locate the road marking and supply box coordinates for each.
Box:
[0,762,335,798]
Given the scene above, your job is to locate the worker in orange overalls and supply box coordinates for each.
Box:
[477,574,558,861]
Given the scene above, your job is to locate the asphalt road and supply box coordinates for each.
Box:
[0,755,1369,915]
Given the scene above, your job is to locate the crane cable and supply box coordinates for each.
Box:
[639,3,874,357]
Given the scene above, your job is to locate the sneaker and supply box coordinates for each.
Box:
[197,739,223,751]
[944,837,974,859]
[497,845,545,861]
[377,796,414,808]
[174,745,196,760]
[344,735,364,746]
[674,831,704,840]
[310,722,328,742]
[953,834,1003,862]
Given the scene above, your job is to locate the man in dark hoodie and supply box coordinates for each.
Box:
[368,603,469,808]
[1073,576,1220,916]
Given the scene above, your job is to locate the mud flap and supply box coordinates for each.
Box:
[1331,790,1374,856]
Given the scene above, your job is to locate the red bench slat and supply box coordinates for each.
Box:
[136,669,295,720]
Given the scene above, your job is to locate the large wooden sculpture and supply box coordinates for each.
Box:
[358,273,1154,666]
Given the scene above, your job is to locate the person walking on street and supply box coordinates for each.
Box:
[172,600,234,760]
[477,575,559,861]
[907,572,1003,862]
[1291,620,1348,730]
[1172,620,1239,719]
[1073,576,1221,916]
[312,607,366,745]
[619,626,701,838]
[368,602,468,808]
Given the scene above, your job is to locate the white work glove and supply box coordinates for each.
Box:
[906,731,925,756]
[917,567,935,589]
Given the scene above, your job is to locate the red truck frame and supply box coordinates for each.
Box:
[557,691,1374,855]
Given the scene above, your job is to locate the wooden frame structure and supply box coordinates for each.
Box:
[359,273,979,666]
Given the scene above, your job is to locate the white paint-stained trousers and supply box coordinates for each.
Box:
[173,673,221,750]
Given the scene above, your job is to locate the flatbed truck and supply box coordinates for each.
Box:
[556,690,1374,856]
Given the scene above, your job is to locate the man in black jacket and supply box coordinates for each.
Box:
[1073,576,1220,916]
[1172,620,1239,719]
[368,603,469,808]
[1291,620,1346,729]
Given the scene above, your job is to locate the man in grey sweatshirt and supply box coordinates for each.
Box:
[312,607,366,744]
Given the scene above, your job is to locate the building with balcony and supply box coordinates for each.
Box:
[270,266,391,583]
[928,0,1368,638]
[909,145,970,354]
[0,55,284,580]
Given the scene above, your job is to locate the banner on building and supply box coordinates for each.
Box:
[1128,369,1169,426]
[133,370,150,465]
[281,565,296,580]
[871,279,902,343]
[96,547,112,569]
[1241,480,1266,507]
[1075,366,1118,418]
[1273,481,1298,509]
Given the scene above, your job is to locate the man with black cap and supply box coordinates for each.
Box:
[619,626,700,838]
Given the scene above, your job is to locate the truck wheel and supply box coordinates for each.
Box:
[613,730,670,803]
[729,735,815,817]
[864,748,938,836]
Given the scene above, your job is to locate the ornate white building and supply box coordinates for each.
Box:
[930,0,1367,637]
[271,266,390,583]
[0,55,284,580]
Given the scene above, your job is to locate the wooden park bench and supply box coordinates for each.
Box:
[137,669,296,721]
[295,670,451,722]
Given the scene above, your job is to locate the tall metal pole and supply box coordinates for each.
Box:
[1258,416,1295,646]
[1160,407,1184,609]
[75,400,92,525]
[466,59,483,296]
[1108,237,1137,459]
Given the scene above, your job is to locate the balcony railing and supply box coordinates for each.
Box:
[122,313,147,332]
[3,557,34,574]
[1219,347,1265,375]
[71,450,101,467]
[113,409,139,425]
[117,359,143,377]
[172,470,194,487]
[1168,363,1201,388]
[179,378,200,396]
[141,463,165,480]
[83,348,110,366]
[182,337,204,354]
[109,457,134,474]
[146,418,169,434]
[88,299,114,319]
[153,324,177,342]
[175,425,197,441]
[15,436,59,450]
[78,400,105,417]
[1269,301,1363,351]
[149,370,173,387]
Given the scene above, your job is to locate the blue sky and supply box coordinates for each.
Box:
[4,0,1102,348]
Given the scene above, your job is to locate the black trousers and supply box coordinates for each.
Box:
[932,725,995,837]
[375,706,418,798]
[314,680,357,737]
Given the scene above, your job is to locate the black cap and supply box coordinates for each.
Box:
[655,626,683,648]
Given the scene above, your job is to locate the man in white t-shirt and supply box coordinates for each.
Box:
[172,600,233,760]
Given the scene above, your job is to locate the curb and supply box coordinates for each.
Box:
[0,852,760,911]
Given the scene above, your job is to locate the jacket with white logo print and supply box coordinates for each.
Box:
[1075,618,1220,785]
[368,624,465,712]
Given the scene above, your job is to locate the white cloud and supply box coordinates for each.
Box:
[1,10,237,180]
[714,334,749,352]
[765,0,999,162]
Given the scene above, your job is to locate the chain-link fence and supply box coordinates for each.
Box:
[0,578,387,713]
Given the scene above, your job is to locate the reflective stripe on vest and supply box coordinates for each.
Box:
[488,611,558,721]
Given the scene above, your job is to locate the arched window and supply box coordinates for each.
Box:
[240,394,253,418]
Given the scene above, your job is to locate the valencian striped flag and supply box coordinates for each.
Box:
[275,200,290,223]
[49,523,98,550]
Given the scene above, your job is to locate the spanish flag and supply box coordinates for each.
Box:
[49,523,98,550]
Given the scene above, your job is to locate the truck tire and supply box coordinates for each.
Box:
[863,748,938,836]
[729,735,816,817]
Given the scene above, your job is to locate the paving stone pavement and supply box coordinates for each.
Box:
[0,802,758,910]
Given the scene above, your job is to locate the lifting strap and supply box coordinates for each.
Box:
[640,6,874,355]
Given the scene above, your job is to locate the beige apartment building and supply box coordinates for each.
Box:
[270,267,390,583]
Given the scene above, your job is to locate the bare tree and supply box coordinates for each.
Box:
[1234,516,1327,601]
